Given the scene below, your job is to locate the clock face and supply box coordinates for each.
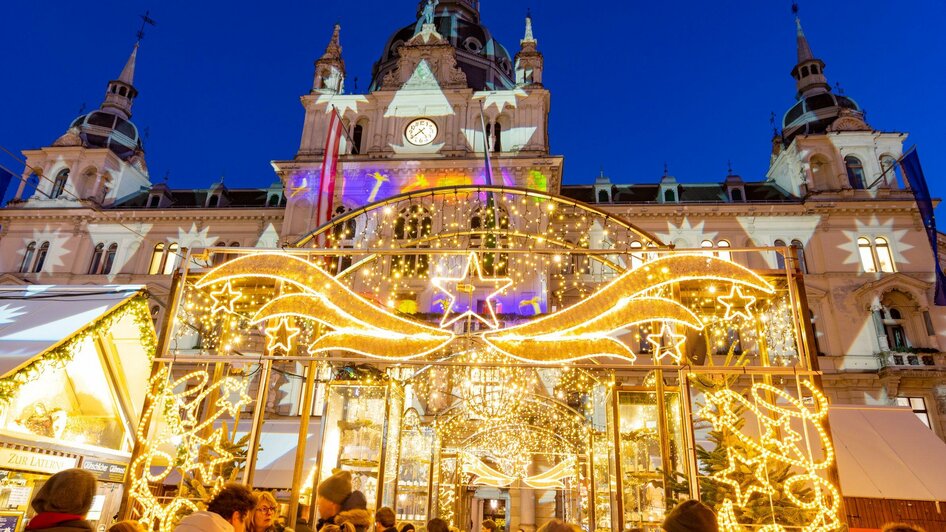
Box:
[405,118,438,146]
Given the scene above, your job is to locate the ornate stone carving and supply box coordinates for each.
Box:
[52,127,83,147]
[380,29,467,90]
[827,109,870,132]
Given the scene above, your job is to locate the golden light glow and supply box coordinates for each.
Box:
[209,281,242,315]
[264,316,300,353]
[431,252,513,330]
[717,285,757,321]
[646,321,687,363]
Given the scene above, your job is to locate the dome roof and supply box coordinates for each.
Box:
[781,92,862,144]
[370,6,516,91]
[69,110,142,160]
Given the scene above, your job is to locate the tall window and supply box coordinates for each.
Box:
[845,156,866,189]
[858,236,896,273]
[102,243,118,274]
[89,244,105,274]
[880,155,903,188]
[50,169,69,199]
[700,240,714,256]
[791,239,808,273]
[493,123,502,152]
[664,189,676,202]
[393,206,432,277]
[352,123,364,155]
[33,242,50,273]
[470,206,509,275]
[164,243,180,274]
[773,239,787,270]
[884,308,908,351]
[629,241,644,269]
[896,397,931,429]
[20,242,36,273]
[149,243,166,274]
[331,211,357,274]
[717,240,731,261]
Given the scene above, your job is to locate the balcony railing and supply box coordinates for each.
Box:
[878,350,946,368]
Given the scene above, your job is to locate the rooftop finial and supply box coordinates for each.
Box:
[136,10,156,44]
[522,11,535,43]
[663,162,669,176]
[727,160,733,175]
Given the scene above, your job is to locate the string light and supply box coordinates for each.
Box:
[431,252,513,329]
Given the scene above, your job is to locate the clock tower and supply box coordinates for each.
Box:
[274,2,562,242]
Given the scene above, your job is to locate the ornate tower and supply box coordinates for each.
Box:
[515,14,543,87]
[313,24,345,94]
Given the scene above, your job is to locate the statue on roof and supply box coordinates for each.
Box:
[421,0,439,26]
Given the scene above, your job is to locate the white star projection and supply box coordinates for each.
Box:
[255,223,279,248]
[0,304,26,325]
[384,60,454,118]
[838,216,915,267]
[23,226,72,274]
[315,94,369,116]
[473,89,527,112]
[87,223,152,278]
[461,127,536,153]
[171,223,218,250]
[655,217,717,248]
[736,216,821,268]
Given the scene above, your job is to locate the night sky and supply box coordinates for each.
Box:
[2,1,944,211]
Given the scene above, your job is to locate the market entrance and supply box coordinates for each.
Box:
[126,186,845,532]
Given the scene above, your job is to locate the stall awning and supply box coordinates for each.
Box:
[0,285,143,374]
[249,419,322,490]
[829,405,946,501]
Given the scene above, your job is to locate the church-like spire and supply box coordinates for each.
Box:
[522,12,536,45]
[100,43,140,119]
[790,7,829,98]
[515,13,543,87]
[313,24,346,93]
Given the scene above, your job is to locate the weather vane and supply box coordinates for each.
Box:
[791,2,799,15]
[136,10,157,43]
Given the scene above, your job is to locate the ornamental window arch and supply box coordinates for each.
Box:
[50,167,70,199]
[879,154,904,189]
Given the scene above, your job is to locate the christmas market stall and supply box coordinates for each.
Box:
[0,285,156,532]
[126,186,846,532]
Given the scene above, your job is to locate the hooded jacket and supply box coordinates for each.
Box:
[333,510,371,532]
[173,511,235,532]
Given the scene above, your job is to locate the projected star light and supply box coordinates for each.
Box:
[432,252,513,329]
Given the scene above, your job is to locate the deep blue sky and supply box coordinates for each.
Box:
[1,1,944,207]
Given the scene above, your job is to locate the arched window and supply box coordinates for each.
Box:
[717,240,732,261]
[50,169,69,199]
[875,237,895,272]
[149,195,161,208]
[33,242,50,273]
[664,189,676,202]
[393,206,433,277]
[700,240,714,257]
[163,243,180,275]
[469,205,510,275]
[730,188,743,202]
[207,194,219,208]
[845,156,866,189]
[20,242,36,273]
[89,243,105,274]
[149,243,166,274]
[773,239,787,270]
[801,66,810,77]
[811,65,819,74]
[598,190,609,203]
[629,241,644,269]
[493,122,502,152]
[791,239,808,274]
[267,194,280,207]
[102,243,118,274]
[352,123,364,155]
[858,237,877,272]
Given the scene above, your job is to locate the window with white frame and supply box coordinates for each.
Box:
[148,242,181,274]
[896,397,932,429]
[629,241,644,269]
[701,239,731,261]
[858,236,896,273]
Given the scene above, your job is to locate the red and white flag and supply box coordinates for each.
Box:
[315,108,343,246]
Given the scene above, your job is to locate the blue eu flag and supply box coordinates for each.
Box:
[900,148,946,305]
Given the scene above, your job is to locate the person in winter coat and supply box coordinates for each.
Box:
[26,468,98,532]
[332,491,370,532]
[374,507,396,532]
[315,471,352,531]
[174,483,257,532]
[108,521,145,532]
[661,500,718,532]
[882,524,926,532]
[248,491,290,532]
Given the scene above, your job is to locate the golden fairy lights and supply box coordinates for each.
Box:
[431,252,513,329]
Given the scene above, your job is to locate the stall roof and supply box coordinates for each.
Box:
[0,284,145,376]
[829,405,946,501]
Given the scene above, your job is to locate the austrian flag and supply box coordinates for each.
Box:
[316,108,343,239]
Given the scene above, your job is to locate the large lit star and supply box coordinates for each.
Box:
[209,282,242,315]
[717,285,756,321]
[432,252,513,329]
[265,317,300,353]
[714,448,776,507]
[646,322,687,363]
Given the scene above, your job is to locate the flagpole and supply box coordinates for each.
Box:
[865,145,915,189]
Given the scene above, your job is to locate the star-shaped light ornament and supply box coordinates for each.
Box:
[432,252,513,329]
[265,317,300,353]
[209,282,242,315]
[717,285,757,321]
[646,322,687,363]
[714,448,777,507]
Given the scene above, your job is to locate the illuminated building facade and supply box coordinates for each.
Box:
[0,1,945,529]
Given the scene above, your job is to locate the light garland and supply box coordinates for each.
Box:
[717,285,757,321]
[264,316,300,353]
[701,380,842,531]
[0,296,155,404]
[128,367,251,532]
[645,321,687,363]
[431,252,513,330]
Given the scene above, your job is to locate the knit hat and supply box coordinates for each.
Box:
[317,470,353,505]
[375,507,396,528]
[662,500,719,532]
[31,468,98,515]
[340,490,367,512]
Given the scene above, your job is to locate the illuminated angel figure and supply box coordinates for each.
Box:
[421,0,439,26]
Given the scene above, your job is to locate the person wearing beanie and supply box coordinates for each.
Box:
[316,471,353,531]
[479,520,497,532]
[333,490,370,532]
[374,507,396,532]
[26,468,98,532]
[661,500,718,532]
[426,518,448,532]
[882,524,926,532]
[174,483,256,532]
[107,521,145,532]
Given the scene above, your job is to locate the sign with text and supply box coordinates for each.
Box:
[0,449,76,475]
[80,459,128,483]
[0,512,23,532]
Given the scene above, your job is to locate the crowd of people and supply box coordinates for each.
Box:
[21,468,932,532]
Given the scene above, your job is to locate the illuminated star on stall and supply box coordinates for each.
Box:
[646,321,687,363]
[209,282,242,315]
[432,252,513,329]
[717,285,757,321]
[265,316,300,353]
